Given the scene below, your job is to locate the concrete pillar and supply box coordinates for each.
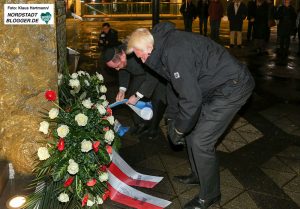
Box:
[0,1,66,174]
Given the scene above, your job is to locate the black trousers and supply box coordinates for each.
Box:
[184,17,193,32]
[279,35,291,57]
[247,21,254,41]
[148,81,167,131]
[185,71,255,200]
[199,17,208,36]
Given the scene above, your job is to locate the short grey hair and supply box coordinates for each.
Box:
[126,28,154,54]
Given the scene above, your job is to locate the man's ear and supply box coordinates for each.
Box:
[146,45,154,54]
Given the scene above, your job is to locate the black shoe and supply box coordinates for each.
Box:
[184,195,221,209]
[173,173,200,185]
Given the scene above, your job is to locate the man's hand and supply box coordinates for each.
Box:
[116,90,125,101]
[127,94,139,105]
[167,120,185,145]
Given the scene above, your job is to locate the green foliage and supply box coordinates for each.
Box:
[25,71,121,209]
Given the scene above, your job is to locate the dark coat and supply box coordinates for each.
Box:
[180,2,197,19]
[247,0,256,20]
[227,1,247,31]
[98,28,120,49]
[197,0,209,19]
[119,53,158,98]
[208,1,223,21]
[275,5,297,37]
[253,2,269,39]
[144,22,254,133]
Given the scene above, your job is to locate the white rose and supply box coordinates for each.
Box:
[82,98,93,109]
[104,130,115,144]
[87,200,95,207]
[57,125,70,138]
[68,159,79,175]
[100,95,106,100]
[81,139,92,152]
[77,70,85,76]
[84,79,90,86]
[39,121,49,134]
[99,172,109,182]
[102,100,109,107]
[71,73,78,79]
[58,192,69,203]
[96,196,104,205]
[96,72,104,82]
[37,147,50,161]
[106,116,114,125]
[70,87,81,96]
[75,113,88,126]
[49,108,59,119]
[99,85,107,93]
[96,104,106,115]
[69,79,80,88]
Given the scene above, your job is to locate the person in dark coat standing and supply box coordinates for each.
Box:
[252,0,269,54]
[197,0,209,36]
[127,22,255,209]
[180,0,197,32]
[227,0,247,47]
[247,0,256,41]
[98,22,120,50]
[103,45,167,138]
[208,0,224,41]
[274,0,296,59]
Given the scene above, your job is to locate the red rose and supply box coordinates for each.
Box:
[102,190,110,200]
[45,90,57,101]
[106,145,112,154]
[86,178,97,187]
[106,108,112,116]
[99,165,107,172]
[63,177,74,187]
[103,127,109,132]
[57,138,65,152]
[93,141,101,153]
[82,194,89,207]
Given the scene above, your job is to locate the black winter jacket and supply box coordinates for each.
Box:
[145,22,253,133]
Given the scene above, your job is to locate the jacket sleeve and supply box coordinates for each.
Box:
[137,69,159,98]
[164,46,202,134]
[118,70,130,89]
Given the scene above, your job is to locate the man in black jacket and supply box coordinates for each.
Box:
[98,23,120,50]
[127,22,255,209]
[103,45,167,138]
[197,0,209,36]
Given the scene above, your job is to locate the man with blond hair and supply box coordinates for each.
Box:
[126,22,255,209]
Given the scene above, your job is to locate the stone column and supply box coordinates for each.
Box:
[0,0,66,174]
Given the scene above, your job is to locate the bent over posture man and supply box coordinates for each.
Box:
[104,45,167,138]
[126,22,255,209]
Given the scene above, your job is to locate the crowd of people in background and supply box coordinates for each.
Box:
[177,0,300,64]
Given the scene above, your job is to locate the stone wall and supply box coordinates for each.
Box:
[0,0,62,174]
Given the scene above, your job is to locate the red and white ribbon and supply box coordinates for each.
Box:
[108,171,171,209]
[109,149,163,188]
